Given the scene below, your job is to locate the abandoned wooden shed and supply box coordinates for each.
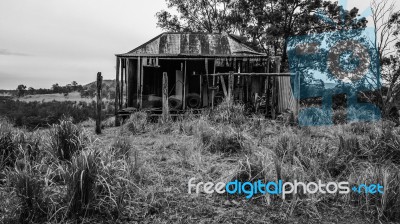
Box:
[114,32,297,122]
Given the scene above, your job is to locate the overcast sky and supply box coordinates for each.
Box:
[0,0,381,89]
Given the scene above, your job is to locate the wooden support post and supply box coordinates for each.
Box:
[120,60,124,109]
[255,92,259,113]
[96,72,103,134]
[203,58,208,107]
[220,75,227,97]
[125,59,128,107]
[265,59,270,94]
[137,57,141,107]
[140,57,145,109]
[271,76,276,119]
[211,59,216,109]
[275,57,281,116]
[228,71,234,102]
[183,60,187,109]
[162,72,169,122]
[115,57,120,127]
[199,75,203,106]
[265,59,270,117]
[295,71,300,116]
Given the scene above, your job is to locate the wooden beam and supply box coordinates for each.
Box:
[156,57,271,61]
[96,72,102,134]
[200,73,292,76]
[162,72,169,122]
[115,57,120,127]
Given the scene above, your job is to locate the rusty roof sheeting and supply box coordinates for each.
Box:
[117,32,265,57]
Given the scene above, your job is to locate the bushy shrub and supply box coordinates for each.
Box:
[48,118,86,161]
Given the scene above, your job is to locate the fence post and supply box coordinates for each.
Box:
[96,72,103,134]
[162,72,169,122]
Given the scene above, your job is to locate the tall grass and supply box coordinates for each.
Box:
[8,169,48,223]
[347,163,400,221]
[66,149,99,218]
[198,124,245,154]
[124,112,148,135]
[210,98,247,127]
[0,118,22,171]
[3,99,400,223]
[48,118,87,161]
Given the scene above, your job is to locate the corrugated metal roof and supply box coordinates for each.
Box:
[116,32,265,57]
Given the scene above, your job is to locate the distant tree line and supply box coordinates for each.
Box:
[16,81,84,97]
[15,81,116,100]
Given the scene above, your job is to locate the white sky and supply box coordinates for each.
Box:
[0,0,390,89]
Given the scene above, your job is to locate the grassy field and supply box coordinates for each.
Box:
[0,101,400,223]
[0,93,114,129]
[17,92,95,103]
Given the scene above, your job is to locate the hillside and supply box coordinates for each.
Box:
[84,79,116,89]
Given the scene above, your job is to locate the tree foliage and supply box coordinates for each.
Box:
[16,84,27,97]
[156,0,367,63]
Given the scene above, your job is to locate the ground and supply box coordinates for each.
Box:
[88,126,379,224]
[0,95,399,223]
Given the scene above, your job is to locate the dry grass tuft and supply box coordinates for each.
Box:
[48,118,87,161]
[124,112,148,135]
[66,149,99,218]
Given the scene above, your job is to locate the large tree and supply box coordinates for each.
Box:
[370,0,400,117]
[156,0,366,67]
